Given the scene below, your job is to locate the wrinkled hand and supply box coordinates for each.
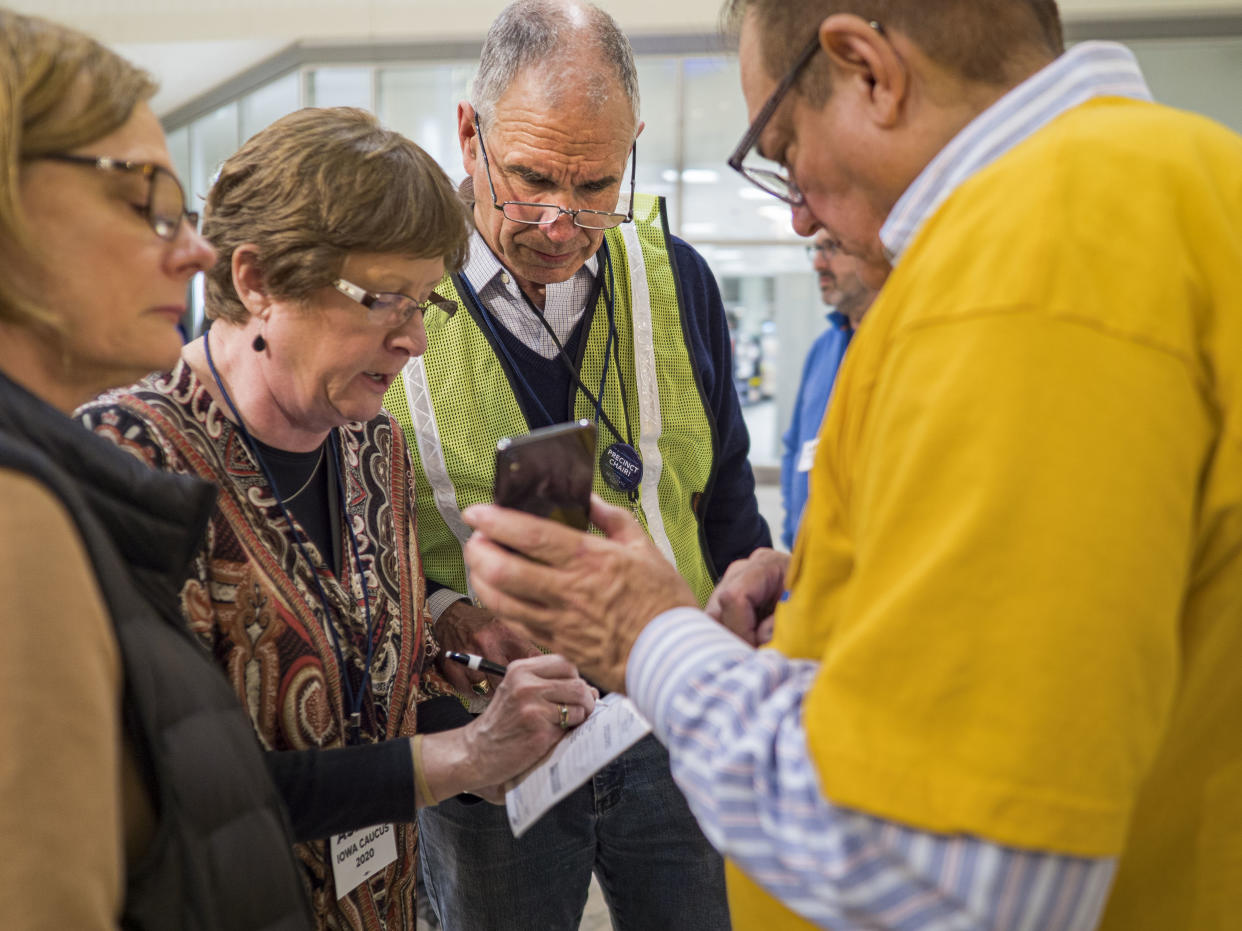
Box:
[704,547,789,647]
[462,495,697,693]
[444,654,596,802]
[434,599,540,693]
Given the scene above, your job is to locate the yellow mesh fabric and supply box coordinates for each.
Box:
[384,276,531,593]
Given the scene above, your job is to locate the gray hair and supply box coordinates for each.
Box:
[472,0,640,129]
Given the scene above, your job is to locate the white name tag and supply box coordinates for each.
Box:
[797,437,819,473]
[330,823,398,899]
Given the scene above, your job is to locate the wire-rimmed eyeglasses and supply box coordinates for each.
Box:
[474,114,636,230]
[805,238,842,259]
[728,21,884,206]
[39,153,198,241]
[333,278,457,329]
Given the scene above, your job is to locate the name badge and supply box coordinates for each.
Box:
[797,438,819,473]
[330,823,398,899]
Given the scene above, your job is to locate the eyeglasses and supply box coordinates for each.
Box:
[39,153,198,241]
[474,114,636,230]
[728,21,884,206]
[805,239,842,259]
[333,277,457,328]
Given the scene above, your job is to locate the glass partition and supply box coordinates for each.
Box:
[307,67,373,109]
[1127,36,1242,133]
[188,101,239,205]
[376,65,474,176]
[680,57,802,246]
[241,70,300,141]
[633,58,681,232]
[166,126,191,199]
[185,103,238,333]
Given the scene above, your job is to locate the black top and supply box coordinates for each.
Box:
[251,436,340,572]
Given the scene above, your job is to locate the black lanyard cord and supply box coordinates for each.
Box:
[515,299,635,455]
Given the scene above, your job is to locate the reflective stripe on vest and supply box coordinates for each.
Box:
[399,354,477,599]
[619,217,675,566]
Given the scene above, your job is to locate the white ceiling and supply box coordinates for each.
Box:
[110,39,292,114]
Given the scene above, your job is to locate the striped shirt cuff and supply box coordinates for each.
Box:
[626,606,753,740]
[426,587,467,622]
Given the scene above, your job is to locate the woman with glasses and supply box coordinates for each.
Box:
[79,105,595,931]
[0,11,311,928]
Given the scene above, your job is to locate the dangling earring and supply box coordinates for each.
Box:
[252,333,267,352]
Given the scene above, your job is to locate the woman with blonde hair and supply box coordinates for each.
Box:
[80,105,595,930]
[0,11,311,928]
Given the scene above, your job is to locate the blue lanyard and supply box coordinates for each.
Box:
[203,332,375,745]
[457,243,635,452]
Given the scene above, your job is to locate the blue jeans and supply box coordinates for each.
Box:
[418,734,731,931]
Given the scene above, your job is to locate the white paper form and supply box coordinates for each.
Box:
[505,693,652,837]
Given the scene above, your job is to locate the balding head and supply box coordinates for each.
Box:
[473,0,640,132]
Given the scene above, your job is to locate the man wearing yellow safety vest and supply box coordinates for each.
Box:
[381,2,771,928]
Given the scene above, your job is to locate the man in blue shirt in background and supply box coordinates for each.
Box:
[779,230,877,548]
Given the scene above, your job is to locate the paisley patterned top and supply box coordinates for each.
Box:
[80,358,437,931]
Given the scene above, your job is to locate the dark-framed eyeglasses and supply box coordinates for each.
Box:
[39,153,198,241]
[474,114,636,230]
[333,277,457,328]
[728,21,884,206]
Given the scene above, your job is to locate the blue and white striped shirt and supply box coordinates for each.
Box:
[625,42,1153,929]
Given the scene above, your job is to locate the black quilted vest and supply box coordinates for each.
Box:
[0,371,311,931]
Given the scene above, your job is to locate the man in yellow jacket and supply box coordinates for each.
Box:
[460,1,1242,928]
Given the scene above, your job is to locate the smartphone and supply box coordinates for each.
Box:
[493,420,596,531]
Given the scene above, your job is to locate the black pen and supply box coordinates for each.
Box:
[445,650,509,678]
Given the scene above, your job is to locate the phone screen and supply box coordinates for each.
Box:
[493,420,596,531]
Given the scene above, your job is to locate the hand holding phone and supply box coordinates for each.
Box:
[493,420,596,531]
